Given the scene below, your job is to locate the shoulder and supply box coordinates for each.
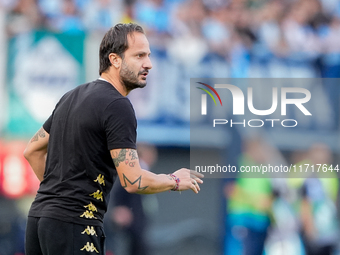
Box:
[62,80,125,104]
[88,80,130,105]
[58,81,93,101]
[106,97,134,109]
[104,97,135,120]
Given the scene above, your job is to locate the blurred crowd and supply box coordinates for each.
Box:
[2,0,340,77]
[1,1,340,255]
[224,138,340,255]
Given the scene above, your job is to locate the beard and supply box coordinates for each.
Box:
[119,61,147,92]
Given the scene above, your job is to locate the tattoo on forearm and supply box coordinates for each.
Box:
[112,149,127,167]
[122,173,148,191]
[30,128,46,143]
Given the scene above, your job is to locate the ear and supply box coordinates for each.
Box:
[109,53,122,69]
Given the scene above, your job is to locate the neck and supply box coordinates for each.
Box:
[100,72,128,96]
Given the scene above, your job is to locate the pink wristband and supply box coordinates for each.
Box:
[169,174,180,191]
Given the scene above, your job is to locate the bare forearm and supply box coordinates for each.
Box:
[24,127,49,182]
[25,152,46,182]
[112,148,203,194]
[122,170,175,194]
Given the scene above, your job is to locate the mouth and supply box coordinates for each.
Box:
[139,70,149,79]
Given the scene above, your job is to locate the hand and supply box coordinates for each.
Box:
[172,168,204,193]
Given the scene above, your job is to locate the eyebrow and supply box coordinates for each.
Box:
[136,51,151,55]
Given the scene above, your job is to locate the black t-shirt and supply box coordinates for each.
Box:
[28,79,137,226]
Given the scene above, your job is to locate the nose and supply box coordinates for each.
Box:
[143,56,152,70]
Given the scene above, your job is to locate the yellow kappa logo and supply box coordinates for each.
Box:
[84,202,97,212]
[80,242,99,253]
[80,210,97,219]
[94,174,105,186]
[90,190,103,201]
[81,226,97,236]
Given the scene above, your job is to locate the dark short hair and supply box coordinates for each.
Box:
[99,23,145,75]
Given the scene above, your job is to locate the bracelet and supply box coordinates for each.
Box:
[169,174,180,191]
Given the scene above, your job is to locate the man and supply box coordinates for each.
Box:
[23,23,203,255]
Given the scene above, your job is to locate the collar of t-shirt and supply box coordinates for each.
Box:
[98,77,110,83]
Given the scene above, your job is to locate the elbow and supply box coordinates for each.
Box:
[23,146,45,162]
[23,147,32,161]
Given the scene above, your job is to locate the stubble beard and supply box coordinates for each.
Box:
[120,61,147,92]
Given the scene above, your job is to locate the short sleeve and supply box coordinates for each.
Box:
[43,114,53,134]
[103,98,137,151]
[42,91,68,134]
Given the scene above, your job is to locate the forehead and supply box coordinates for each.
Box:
[126,32,150,54]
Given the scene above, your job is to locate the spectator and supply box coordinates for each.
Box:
[224,138,274,255]
[82,0,122,32]
[292,144,339,255]
[41,0,84,34]
[201,6,231,57]
[6,0,42,36]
